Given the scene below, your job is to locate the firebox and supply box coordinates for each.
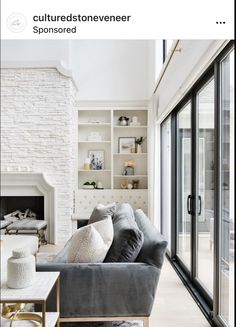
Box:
[0,196,44,220]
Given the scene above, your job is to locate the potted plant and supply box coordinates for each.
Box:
[135,137,146,153]
[82,181,97,189]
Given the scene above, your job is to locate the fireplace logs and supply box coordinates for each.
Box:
[4,209,37,222]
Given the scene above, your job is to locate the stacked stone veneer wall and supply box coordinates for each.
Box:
[1,68,77,244]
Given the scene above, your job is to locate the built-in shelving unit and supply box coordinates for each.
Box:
[77,107,148,191]
[73,104,149,223]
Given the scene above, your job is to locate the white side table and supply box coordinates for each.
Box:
[0,272,60,327]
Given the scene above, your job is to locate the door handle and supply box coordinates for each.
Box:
[187,195,192,215]
[198,195,202,215]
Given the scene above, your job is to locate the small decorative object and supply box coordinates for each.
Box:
[88,150,105,170]
[82,181,97,189]
[135,136,146,153]
[132,180,139,189]
[130,116,141,126]
[121,181,129,189]
[127,183,133,189]
[97,181,104,189]
[118,116,129,126]
[84,158,91,170]
[7,248,35,289]
[122,160,135,176]
[118,137,136,154]
[87,132,102,142]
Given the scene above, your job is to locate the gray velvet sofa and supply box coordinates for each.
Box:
[36,207,167,326]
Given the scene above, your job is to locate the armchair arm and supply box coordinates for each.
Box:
[36,262,160,317]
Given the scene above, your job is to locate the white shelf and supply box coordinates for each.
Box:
[114,125,147,128]
[78,141,111,144]
[78,123,111,126]
[78,169,111,172]
[113,153,147,156]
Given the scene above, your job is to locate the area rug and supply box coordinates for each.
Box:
[61,322,142,327]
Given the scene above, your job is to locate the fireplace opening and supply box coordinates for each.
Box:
[0,196,44,220]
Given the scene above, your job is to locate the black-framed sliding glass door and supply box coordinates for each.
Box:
[160,42,234,327]
[215,47,235,327]
[195,77,215,297]
[175,73,215,302]
[176,101,192,271]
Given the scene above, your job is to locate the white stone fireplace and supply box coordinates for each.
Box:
[1,172,56,243]
[1,67,77,244]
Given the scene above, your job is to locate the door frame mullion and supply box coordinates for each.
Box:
[171,113,177,258]
[191,91,197,282]
[191,69,215,308]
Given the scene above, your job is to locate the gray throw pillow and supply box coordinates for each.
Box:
[134,209,168,268]
[89,202,116,224]
[105,203,144,262]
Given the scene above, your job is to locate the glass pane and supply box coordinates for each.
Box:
[177,102,191,269]
[196,78,215,295]
[161,117,171,251]
[219,49,235,327]
[166,40,173,55]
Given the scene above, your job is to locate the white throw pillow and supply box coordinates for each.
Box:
[67,217,114,263]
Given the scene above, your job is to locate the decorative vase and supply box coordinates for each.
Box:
[84,158,91,170]
[122,166,134,175]
[7,248,35,289]
[136,144,142,153]
[119,116,129,126]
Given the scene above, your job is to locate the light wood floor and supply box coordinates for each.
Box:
[39,245,211,327]
[150,258,210,327]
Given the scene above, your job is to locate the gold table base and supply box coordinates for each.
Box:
[2,303,42,326]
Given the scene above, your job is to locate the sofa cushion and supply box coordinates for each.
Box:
[88,202,116,224]
[105,203,144,262]
[134,209,167,268]
[66,217,114,263]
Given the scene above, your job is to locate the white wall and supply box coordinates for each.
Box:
[1,40,156,101]
[70,40,154,100]
[154,40,229,122]
[1,40,71,69]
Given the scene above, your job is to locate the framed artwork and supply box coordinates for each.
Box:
[88,150,105,170]
[118,137,136,154]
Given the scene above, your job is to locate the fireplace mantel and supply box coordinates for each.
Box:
[1,172,56,244]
